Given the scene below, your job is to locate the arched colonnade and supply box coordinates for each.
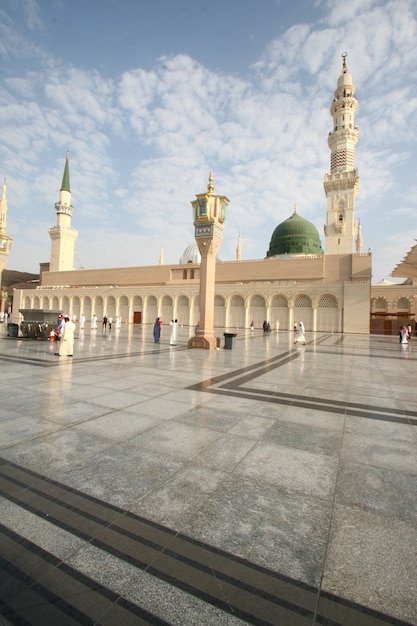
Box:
[22,289,342,332]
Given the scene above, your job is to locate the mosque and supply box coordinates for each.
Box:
[2,56,416,335]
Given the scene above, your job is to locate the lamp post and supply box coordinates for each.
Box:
[188,173,229,349]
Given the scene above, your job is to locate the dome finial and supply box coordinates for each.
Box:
[207,171,214,193]
[342,51,347,72]
[293,203,297,215]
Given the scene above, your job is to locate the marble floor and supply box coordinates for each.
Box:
[0,323,416,626]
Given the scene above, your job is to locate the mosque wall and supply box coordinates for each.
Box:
[40,264,174,287]
[39,252,372,292]
[342,282,371,333]
[14,276,370,334]
[351,254,373,279]
[12,250,373,334]
[323,253,372,282]
[215,257,325,283]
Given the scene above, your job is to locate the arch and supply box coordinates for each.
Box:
[293,293,313,331]
[228,294,245,329]
[72,296,81,321]
[395,297,411,313]
[131,295,143,324]
[177,294,190,326]
[248,294,266,329]
[372,297,388,313]
[119,295,129,324]
[92,296,104,322]
[62,296,70,317]
[145,295,158,325]
[214,294,226,328]
[294,294,312,308]
[317,293,339,332]
[318,294,338,308]
[270,293,289,330]
[51,296,60,310]
[190,294,199,327]
[33,295,41,309]
[41,295,50,309]
[161,294,173,324]
[81,296,92,322]
[105,295,117,320]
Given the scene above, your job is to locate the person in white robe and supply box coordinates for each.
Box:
[170,319,178,345]
[56,317,76,356]
[294,321,306,345]
[400,326,409,344]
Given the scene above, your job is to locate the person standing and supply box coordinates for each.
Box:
[108,316,112,331]
[170,319,178,345]
[294,321,306,345]
[80,314,85,330]
[400,325,409,344]
[102,315,108,331]
[57,315,65,341]
[56,316,76,356]
[91,314,98,329]
[153,317,161,343]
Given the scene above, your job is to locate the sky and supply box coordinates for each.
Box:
[1,0,416,283]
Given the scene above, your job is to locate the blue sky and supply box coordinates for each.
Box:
[1,0,416,282]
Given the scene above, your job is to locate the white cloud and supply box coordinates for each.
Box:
[1,0,417,284]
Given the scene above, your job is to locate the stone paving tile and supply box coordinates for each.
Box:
[0,326,416,625]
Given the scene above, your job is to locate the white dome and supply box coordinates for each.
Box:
[179,242,201,264]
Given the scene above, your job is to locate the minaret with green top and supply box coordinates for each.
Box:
[48,151,78,272]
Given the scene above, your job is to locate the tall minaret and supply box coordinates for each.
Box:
[0,178,13,300]
[48,151,78,272]
[236,232,241,261]
[324,53,360,254]
[356,218,363,254]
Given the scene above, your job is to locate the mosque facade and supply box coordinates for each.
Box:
[8,57,379,334]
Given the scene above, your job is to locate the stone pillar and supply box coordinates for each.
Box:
[188,173,229,349]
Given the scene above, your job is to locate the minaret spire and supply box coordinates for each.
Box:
[356,218,363,254]
[0,178,8,233]
[61,150,70,192]
[0,178,13,305]
[48,152,78,272]
[207,171,214,193]
[324,53,360,254]
[236,232,241,261]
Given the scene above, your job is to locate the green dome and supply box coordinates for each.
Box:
[266,211,323,257]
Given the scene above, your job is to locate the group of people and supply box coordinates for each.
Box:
[102,316,113,331]
[49,315,415,357]
[399,324,412,344]
[43,316,413,356]
[54,315,76,356]
[89,314,122,331]
[52,313,124,356]
[153,318,179,345]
